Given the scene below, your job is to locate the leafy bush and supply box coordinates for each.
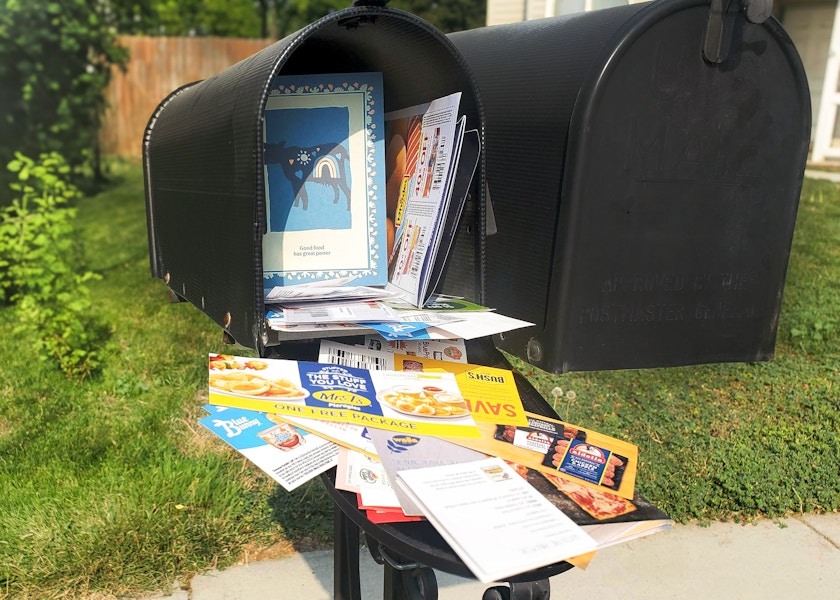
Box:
[0,0,128,201]
[0,152,106,378]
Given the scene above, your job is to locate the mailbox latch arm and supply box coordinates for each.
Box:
[703,0,773,64]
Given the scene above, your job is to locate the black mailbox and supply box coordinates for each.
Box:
[145,0,809,373]
[143,3,486,356]
[449,0,810,373]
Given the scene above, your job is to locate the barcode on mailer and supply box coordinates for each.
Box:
[326,348,387,370]
[409,247,423,277]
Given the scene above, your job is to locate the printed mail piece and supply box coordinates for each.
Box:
[262,73,388,290]
[394,457,598,583]
[367,428,486,515]
[207,354,480,438]
[444,412,639,500]
[199,405,338,492]
[319,340,529,427]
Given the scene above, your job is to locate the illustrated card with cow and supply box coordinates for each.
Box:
[262,73,388,290]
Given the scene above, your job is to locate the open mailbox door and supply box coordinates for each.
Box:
[450,0,810,373]
[143,3,486,356]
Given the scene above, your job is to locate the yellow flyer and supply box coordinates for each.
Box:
[389,353,529,427]
[207,354,480,438]
[316,340,529,427]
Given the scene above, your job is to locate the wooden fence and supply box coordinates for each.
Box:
[100,36,274,157]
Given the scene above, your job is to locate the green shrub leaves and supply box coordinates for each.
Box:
[0,152,106,378]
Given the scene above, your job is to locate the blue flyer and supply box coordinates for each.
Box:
[198,404,338,491]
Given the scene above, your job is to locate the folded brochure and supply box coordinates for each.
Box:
[385,92,478,307]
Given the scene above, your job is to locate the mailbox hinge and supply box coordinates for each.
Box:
[340,0,389,29]
[703,0,773,64]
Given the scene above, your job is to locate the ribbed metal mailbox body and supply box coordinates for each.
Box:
[450,0,810,373]
[145,0,809,373]
[143,6,486,355]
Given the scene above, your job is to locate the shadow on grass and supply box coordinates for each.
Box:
[267,479,336,552]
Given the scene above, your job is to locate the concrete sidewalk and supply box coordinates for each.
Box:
[148,512,840,599]
[805,168,840,182]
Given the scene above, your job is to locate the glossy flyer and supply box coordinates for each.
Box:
[198,404,338,491]
[207,354,480,438]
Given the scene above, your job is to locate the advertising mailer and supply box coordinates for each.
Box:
[443,412,639,499]
[319,340,529,427]
[394,457,598,583]
[207,354,480,438]
[198,404,339,492]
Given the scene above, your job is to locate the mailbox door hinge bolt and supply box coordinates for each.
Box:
[342,0,387,29]
[526,338,542,363]
[222,312,235,345]
[339,14,378,29]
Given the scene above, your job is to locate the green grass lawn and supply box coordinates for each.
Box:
[0,162,837,599]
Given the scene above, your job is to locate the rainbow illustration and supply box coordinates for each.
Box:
[313,154,341,180]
